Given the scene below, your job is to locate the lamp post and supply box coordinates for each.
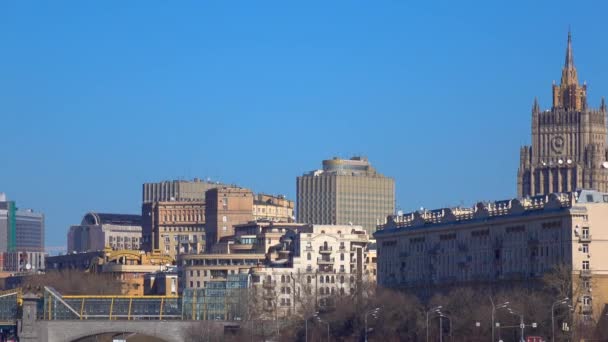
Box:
[552,298,569,342]
[313,312,330,342]
[426,305,443,342]
[365,307,380,342]
[490,298,510,342]
[438,313,452,342]
[507,308,525,342]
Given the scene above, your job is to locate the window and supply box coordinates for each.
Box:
[222,216,227,222]
[320,276,324,284]
[582,228,590,239]
[583,296,592,305]
[197,270,200,277]
[307,253,311,261]
[340,253,344,261]
[583,260,590,270]
[196,281,200,288]
[286,287,291,294]
[582,244,589,254]
[189,281,193,288]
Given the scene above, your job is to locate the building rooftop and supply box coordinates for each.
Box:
[376,190,606,236]
[82,212,142,226]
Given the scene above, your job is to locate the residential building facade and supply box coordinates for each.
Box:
[375,190,608,322]
[253,194,294,222]
[205,187,254,250]
[141,201,205,258]
[67,212,142,252]
[142,178,231,203]
[297,156,395,234]
[518,32,608,197]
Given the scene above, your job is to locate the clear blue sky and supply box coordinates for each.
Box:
[1,1,607,249]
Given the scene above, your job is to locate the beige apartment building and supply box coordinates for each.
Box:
[253,194,294,222]
[297,156,395,234]
[375,190,608,323]
[141,201,205,258]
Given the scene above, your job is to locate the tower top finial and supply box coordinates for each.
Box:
[565,28,574,69]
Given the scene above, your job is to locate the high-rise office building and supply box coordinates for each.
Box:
[0,193,44,253]
[518,31,608,196]
[297,156,395,234]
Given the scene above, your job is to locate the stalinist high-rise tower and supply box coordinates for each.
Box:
[518,31,608,197]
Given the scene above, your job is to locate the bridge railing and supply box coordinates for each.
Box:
[43,286,181,320]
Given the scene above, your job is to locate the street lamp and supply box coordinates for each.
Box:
[552,297,569,342]
[426,305,442,342]
[365,307,381,342]
[304,311,319,342]
[436,311,452,342]
[491,299,510,342]
[313,312,330,342]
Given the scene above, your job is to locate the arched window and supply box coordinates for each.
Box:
[340,276,345,284]
[350,276,355,283]
[323,241,328,250]
[286,287,291,294]
[331,276,335,283]
[307,276,312,284]
[307,253,311,261]
[325,275,330,283]
[340,288,345,295]
[266,275,272,282]
[320,288,325,295]
[320,276,324,284]
[281,275,285,283]
[331,288,335,295]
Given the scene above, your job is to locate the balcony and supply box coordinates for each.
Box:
[319,247,333,254]
[580,270,592,278]
[262,280,276,288]
[304,246,313,252]
[581,304,593,314]
[318,266,334,273]
[579,235,592,243]
[338,245,346,251]
[317,257,335,265]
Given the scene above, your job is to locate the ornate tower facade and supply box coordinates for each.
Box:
[518,31,608,197]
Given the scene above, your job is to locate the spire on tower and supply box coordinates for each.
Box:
[532,97,540,113]
[565,28,575,69]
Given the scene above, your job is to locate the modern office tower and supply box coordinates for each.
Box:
[375,190,608,323]
[67,212,142,253]
[0,193,44,253]
[297,156,395,234]
[141,201,205,257]
[518,31,608,196]
[252,194,294,222]
[142,178,231,203]
[205,187,254,251]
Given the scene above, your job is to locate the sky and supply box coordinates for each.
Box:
[1,1,608,249]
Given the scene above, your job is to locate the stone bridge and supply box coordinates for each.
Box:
[21,320,232,342]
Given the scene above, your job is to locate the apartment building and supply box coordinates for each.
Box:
[142,178,231,203]
[253,194,294,222]
[141,201,205,258]
[375,190,608,322]
[205,187,254,250]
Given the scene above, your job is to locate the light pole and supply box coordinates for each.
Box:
[552,298,569,342]
[507,308,525,342]
[426,305,443,342]
[438,313,452,342]
[365,307,381,342]
[313,312,330,342]
[490,298,510,342]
